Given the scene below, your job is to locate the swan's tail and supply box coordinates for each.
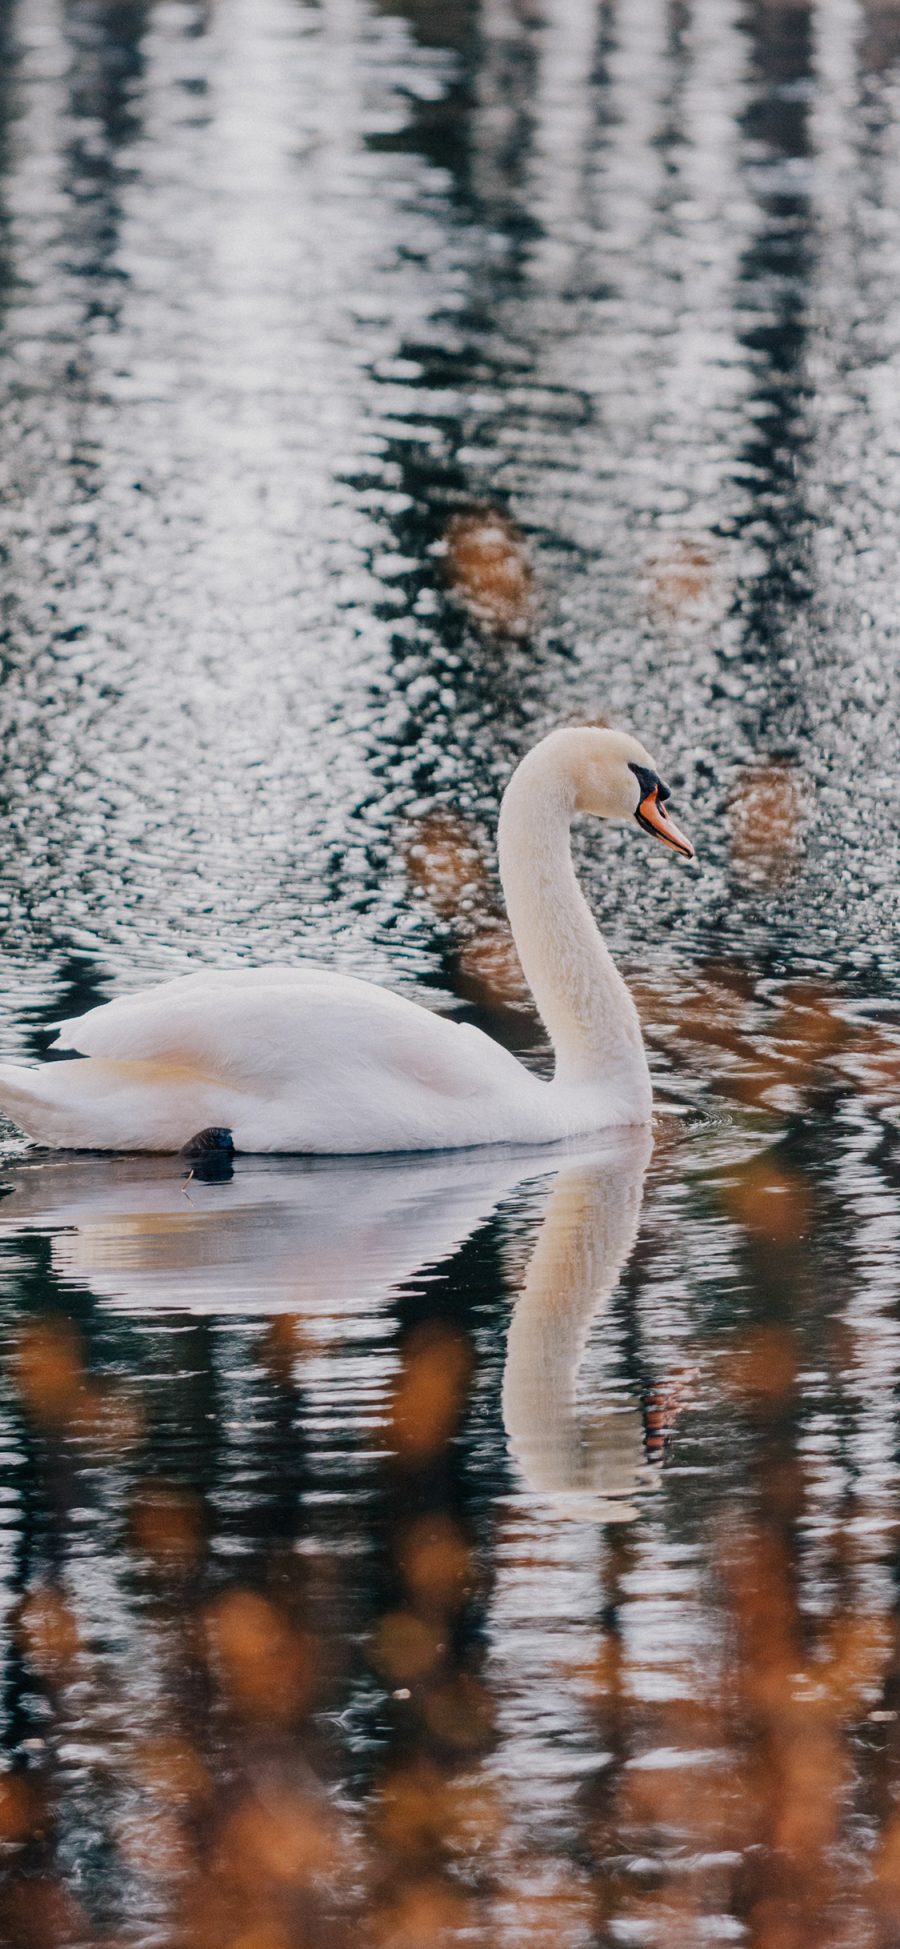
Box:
[0,1064,75,1148]
[0,1059,240,1152]
[0,1060,192,1151]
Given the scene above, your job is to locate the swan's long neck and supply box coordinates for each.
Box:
[497,743,651,1102]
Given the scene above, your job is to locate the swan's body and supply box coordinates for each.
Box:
[0,728,693,1153]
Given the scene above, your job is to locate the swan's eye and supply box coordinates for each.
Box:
[628,761,660,803]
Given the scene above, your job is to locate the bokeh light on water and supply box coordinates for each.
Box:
[1,0,900,1941]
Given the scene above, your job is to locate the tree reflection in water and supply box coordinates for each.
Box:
[0,1078,892,1944]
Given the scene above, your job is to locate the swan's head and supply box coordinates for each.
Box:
[569,728,695,861]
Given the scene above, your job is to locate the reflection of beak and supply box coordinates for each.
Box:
[636,788,695,860]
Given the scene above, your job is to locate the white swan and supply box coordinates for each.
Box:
[0,727,693,1153]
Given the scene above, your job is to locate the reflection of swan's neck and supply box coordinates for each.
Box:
[502,1135,653,1519]
[498,747,649,1097]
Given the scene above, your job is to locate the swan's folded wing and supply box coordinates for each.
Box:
[51,969,505,1101]
[54,980,280,1088]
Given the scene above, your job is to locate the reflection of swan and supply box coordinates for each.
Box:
[0,1132,657,1518]
[0,1149,537,1315]
[0,729,692,1152]
[503,1126,655,1521]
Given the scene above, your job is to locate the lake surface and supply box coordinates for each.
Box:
[1,0,900,1942]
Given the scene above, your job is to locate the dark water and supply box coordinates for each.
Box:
[1,0,900,1943]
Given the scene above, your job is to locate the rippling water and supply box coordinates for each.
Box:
[2,0,900,1942]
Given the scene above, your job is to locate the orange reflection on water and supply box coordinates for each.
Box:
[373,1757,471,1860]
[386,1321,473,1464]
[130,1480,206,1573]
[9,1317,86,1433]
[403,809,490,922]
[374,1607,446,1686]
[722,1156,812,1245]
[642,536,730,630]
[403,807,529,1014]
[637,959,900,1119]
[647,537,714,605]
[258,1313,310,1382]
[8,1314,145,1455]
[728,759,807,887]
[131,1734,212,1812]
[400,1513,471,1618]
[204,1589,317,1723]
[457,924,529,1011]
[216,1788,339,1891]
[370,1874,476,1949]
[0,1771,45,1847]
[420,1671,494,1754]
[1,1880,89,1949]
[15,1585,80,1686]
[442,509,536,638]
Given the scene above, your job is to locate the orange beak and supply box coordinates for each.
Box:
[636,786,695,861]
